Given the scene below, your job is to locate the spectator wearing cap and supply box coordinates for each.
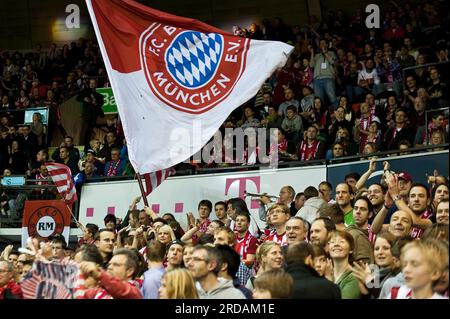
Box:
[381,171,413,224]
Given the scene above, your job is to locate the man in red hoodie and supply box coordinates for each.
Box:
[0,260,22,299]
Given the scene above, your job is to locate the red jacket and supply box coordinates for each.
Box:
[82,271,142,299]
[0,280,23,299]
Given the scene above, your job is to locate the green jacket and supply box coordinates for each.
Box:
[336,269,361,299]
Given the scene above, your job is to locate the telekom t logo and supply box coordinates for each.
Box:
[225,176,261,209]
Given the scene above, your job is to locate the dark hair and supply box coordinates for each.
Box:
[228,197,249,214]
[398,139,411,147]
[409,182,430,199]
[85,223,99,237]
[95,228,115,241]
[214,201,226,209]
[311,244,328,259]
[311,217,336,233]
[286,242,314,265]
[198,233,215,245]
[345,172,361,182]
[236,211,251,223]
[146,240,166,262]
[431,183,449,201]
[152,217,168,225]
[104,214,117,225]
[319,181,332,190]
[162,213,176,221]
[369,182,387,194]
[286,105,297,113]
[318,203,344,225]
[198,199,213,212]
[75,244,103,265]
[295,192,304,200]
[303,186,319,200]
[51,235,67,249]
[353,196,374,215]
[113,248,140,279]
[216,244,241,278]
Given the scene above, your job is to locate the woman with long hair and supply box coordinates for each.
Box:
[246,241,284,290]
[158,268,199,299]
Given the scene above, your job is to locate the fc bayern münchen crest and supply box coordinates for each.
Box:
[140,23,249,114]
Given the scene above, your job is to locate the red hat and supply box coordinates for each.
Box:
[398,172,412,182]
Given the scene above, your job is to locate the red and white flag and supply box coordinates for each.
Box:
[45,163,78,205]
[142,167,175,196]
[86,0,293,174]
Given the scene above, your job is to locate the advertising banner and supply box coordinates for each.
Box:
[79,166,327,229]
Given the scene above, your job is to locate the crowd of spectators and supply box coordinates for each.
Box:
[0,158,448,299]
[0,0,449,300]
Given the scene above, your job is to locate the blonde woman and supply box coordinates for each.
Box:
[157,225,176,246]
[246,241,283,290]
[158,268,199,299]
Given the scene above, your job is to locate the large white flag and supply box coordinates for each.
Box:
[86,0,293,174]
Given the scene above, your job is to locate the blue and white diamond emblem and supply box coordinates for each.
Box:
[165,31,223,89]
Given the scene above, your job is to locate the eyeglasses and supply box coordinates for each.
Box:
[191,257,207,262]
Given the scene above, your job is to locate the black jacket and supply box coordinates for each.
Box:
[286,263,341,299]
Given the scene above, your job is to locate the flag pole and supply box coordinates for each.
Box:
[136,172,149,207]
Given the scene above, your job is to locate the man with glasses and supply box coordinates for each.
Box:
[187,245,245,299]
[264,204,290,246]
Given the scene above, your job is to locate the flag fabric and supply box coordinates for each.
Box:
[45,163,78,205]
[21,260,79,299]
[86,0,293,174]
[142,167,175,196]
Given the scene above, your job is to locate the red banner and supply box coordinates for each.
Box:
[21,200,72,248]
